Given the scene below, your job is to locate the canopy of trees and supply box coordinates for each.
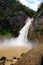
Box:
[0,0,43,37]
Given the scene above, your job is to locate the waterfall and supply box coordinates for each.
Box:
[16,18,33,46]
[0,18,33,48]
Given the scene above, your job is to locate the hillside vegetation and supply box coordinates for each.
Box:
[0,0,35,38]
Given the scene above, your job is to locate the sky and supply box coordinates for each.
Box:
[19,0,42,11]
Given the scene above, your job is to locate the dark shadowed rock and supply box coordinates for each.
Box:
[14,45,43,65]
[0,57,6,61]
[7,11,28,37]
[13,57,17,59]
[0,57,6,65]
[16,58,20,60]
[41,57,43,65]
[8,11,27,28]
[10,63,14,65]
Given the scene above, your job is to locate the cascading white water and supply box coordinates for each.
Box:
[16,18,33,46]
[0,18,33,48]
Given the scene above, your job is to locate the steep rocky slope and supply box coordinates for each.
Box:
[28,10,43,43]
[14,45,43,65]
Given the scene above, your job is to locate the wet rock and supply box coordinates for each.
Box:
[13,57,17,59]
[0,57,6,65]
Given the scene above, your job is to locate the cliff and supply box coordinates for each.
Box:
[28,9,43,44]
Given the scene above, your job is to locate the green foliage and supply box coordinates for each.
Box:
[0,0,36,37]
[0,0,36,17]
[33,12,38,18]
[21,53,25,57]
[0,0,43,37]
[33,3,43,18]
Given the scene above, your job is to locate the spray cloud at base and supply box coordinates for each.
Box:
[0,18,35,48]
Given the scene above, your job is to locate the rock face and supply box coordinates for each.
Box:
[32,12,43,30]
[14,45,43,65]
[28,11,43,43]
[8,11,27,29]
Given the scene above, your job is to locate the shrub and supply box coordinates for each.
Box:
[21,53,25,57]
